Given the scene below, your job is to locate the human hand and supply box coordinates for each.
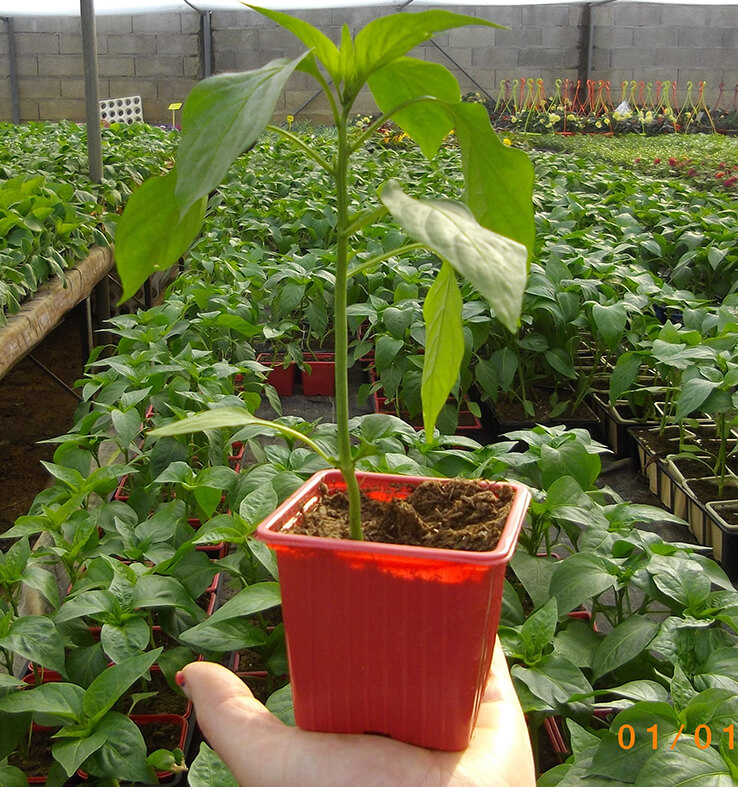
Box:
[178,638,535,787]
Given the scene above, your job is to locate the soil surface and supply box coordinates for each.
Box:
[296,479,514,552]
[0,312,86,536]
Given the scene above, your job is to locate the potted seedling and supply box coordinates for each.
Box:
[115,7,534,751]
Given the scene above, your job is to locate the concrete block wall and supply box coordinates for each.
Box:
[1,3,736,125]
[0,12,201,123]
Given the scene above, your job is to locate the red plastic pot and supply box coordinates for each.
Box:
[301,353,335,396]
[256,353,296,396]
[255,469,530,751]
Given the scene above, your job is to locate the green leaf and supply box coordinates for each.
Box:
[200,582,281,625]
[422,261,464,438]
[653,563,712,610]
[592,302,627,349]
[591,616,659,682]
[188,742,239,787]
[180,617,269,653]
[150,406,257,437]
[79,712,151,783]
[266,683,295,726]
[0,765,28,787]
[549,552,617,615]
[0,681,84,725]
[510,550,556,610]
[368,57,457,158]
[353,10,498,88]
[175,56,305,213]
[380,180,527,332]
[239,484,279,527]
[450,101,536,261]
[541,440,600,491]
[52,726,107,777]
[248,6,340,83]
[634,742,733,787]
[372,337,403,378]
[610,351,642,403]
[523,599,560,665]
[115,170,206,301]
[676,377,719,420]
[591,702,679,782]
[511,654,591,709]
[100,617,151,664]
[82,648,161,722]
[0,616,67,676]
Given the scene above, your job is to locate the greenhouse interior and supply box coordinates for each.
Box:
[1,0,738,784]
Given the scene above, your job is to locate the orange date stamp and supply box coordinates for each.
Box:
[617,724,735,750]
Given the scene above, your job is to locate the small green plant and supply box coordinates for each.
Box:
[115,7,534,540]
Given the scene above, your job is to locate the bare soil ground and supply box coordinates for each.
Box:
[0,312,84,536]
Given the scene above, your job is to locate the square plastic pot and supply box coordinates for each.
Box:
[256,354,297,397]
[255,469,530,751]
[301,353,335,396]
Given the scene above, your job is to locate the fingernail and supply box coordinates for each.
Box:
[175,670,186,688]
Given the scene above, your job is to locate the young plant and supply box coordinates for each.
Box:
[115,7,534,539]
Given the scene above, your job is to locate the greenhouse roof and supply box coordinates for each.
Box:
[2,0,738,15]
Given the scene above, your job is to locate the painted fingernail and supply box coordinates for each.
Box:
[175,670,186,687]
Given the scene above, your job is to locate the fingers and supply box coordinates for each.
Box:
[179,661,288,785]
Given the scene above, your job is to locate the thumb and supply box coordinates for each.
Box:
[179,661,288,783]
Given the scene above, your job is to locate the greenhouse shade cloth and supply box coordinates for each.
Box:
[2,0,738,15]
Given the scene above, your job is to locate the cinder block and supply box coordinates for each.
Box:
[59,34,106,56]
[233,49,282,72]
[591,47,611,70]
[214,51,236,72]
[475,7,522,28]
[157,34,199,57]
[19,100,41,120]
[211,12,237,28]
[13,17,76,34]
[258,27,305,52]
[157,78,198,102]
[291,9,332,27]
[614,5,662,27]
[698,48,733,70]
[108,78,158,99]
[47,54,85,78]
[38,98,85,121]
[20,78,61,99]
[98,56,135,79]
[107,35,157,56]
[16,33,59,55]
[135,56,184,78]
[668,7,722,27]
[213,28,258,51]
[724,30,738,49]
[522,6,570,27]
[181,13,201,35]
[634,28,678,49]
[16,55,39,77]
[182,57,201,79]
[601,27,635,49]
[417,44,473,70]
[610,48,662,69]
[472,46,520,70]
[448,27,497,48]
[331,6,383,27]
[517,47,578,70]
[95,17,133,36]
[679,28,724,49]
[61,78,87,99]
[542,27,580,49]
[132,14,180,35]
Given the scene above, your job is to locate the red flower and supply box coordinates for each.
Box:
[688,168,697,176]
[668,158,678,166]
[716,171,726,179]
[634,157,641,163]
[653,158,661,164]
[724,176,737,187]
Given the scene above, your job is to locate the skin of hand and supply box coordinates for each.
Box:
[178,638,536,787]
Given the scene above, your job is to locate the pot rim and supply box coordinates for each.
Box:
[255,469,530,566]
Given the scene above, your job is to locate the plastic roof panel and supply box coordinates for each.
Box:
[2,0,738,15]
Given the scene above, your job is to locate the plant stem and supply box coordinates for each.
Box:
[265,125,334,174]
[334,112,363,540]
